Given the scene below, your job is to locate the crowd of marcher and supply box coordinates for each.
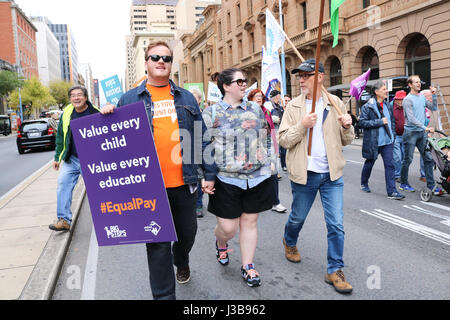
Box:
[47,40,445,299]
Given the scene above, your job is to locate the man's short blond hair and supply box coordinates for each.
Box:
[145,41,173,60]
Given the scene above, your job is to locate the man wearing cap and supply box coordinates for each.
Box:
[270,90,287,172]
[392,90,407,182]
[278,59,354,294]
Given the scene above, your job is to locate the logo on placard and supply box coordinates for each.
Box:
[104,225,127,238]
[144,221,161,236]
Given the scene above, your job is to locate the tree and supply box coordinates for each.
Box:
[49,80,72,109]
[0,70,23,102]
[8,77,56,118]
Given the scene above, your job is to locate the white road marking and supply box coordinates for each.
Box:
[347,160,364,165]
[80,226,99,300]
[420,201,450,212]
[360,209,450,246]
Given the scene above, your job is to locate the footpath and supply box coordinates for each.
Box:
[0,161,85,300]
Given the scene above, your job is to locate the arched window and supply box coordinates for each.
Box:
[405,34,431,87]
[330,57,342,87]
[362,47,379,80]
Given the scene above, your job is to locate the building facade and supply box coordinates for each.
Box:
[0,0,38,79]
[181,0,450,132]
[79,63,95,103]
[30,17,61,87]
[49,23,79,84]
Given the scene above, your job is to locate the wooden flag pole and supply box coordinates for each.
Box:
[307,0,326,156]
[277,15,343,118]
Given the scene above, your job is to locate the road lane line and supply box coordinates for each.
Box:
[360,209,450,246]
[80,226,99,300]
[403,205,450,220]
[420,201,450,212]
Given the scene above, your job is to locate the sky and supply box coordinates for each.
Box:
[15,0,132,95]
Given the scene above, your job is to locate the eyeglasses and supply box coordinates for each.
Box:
[254,94,264,98]
[70,93,85,98]
[230,78,248,87]
[145,54,173,63]
[298,73,316,80]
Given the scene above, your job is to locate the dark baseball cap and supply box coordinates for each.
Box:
[270,90,281,98]
[292,59,325,74]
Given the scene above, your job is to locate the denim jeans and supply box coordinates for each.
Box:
[272,174,280,205]
[280,146,287,168]
[146,185,197,300]
[400,130,435,189]
[393,135,404,178]
[284,172,345,274]
[361,143,397,195]
[56,155,81,224]
[196,181,203,208]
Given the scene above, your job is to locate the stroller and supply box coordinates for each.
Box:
[420,130,450,202]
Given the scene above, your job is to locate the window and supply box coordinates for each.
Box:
[237,3,241,25]
[218,21,222,40]
[249,32,255,54]
[238,38,243,58]
[227,11,231,32]
[362,47,379,80]
[330,57,342,87]
[405,34,431,88]
[247,0,253,16]
[363,0,370,8]
[302,2,307,30]
[228,43,233,66]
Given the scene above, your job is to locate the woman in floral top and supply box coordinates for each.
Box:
[202,68,276,287]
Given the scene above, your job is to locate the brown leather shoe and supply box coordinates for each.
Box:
[49,218,70,231]
[283,238,301,263]
[325,270,353,294]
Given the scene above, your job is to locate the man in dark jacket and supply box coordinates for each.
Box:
[101,41,217,300]
[49,86,100,231]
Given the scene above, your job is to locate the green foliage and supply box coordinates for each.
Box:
[8,77,56,116]
[49,80,72,108]
[0,70,23,98]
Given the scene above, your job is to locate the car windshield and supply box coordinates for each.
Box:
[22,122,47,132]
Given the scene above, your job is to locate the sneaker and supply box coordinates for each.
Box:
[196,207,203,218]
[49,218,70,231]
[419,177,427,182]
[241,264,261,287]
[360,184,371,193]
[277,174,282,180]
[272,203,287,213]
[432,186,443,196]
[399,184,415,192]
[216,241,230,266]
[325,270,353,294]
[176,266,190,284]
[387,191,405,200]
[282,238,301,263]
[282,167,288,172]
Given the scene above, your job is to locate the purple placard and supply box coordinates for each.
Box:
[70,101,177,246]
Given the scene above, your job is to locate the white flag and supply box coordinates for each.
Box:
[261,46,284,100]
[265,9,286,56]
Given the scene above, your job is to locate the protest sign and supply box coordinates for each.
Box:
[100,75,124,105]
[184,83,205,108]
[70,101,177,246]
[207,82,223,103]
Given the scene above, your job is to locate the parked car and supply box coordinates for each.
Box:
[16,119,56,154]
[0,115,11,136]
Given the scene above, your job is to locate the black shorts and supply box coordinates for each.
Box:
[208,177,275,219]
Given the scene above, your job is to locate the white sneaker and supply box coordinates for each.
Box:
[272,204,287,213]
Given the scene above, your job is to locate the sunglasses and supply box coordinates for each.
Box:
[145,54,173,63]
[298,73,316,80]
[230,78,248,86]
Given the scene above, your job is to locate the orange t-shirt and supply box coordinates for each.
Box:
[146,83,184,188]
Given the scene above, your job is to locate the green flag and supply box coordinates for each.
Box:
[330,0,346,48]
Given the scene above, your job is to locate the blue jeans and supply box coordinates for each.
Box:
[284,172,345,274]
[393,135,404,178]
[400,130,435,189]
[56,155,81,224]
[196,181,203,208]
[361,143,397,195]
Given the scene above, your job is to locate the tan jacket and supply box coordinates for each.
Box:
[278,92,354,184]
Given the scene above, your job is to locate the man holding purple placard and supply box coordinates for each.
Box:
[101,41,217,300]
